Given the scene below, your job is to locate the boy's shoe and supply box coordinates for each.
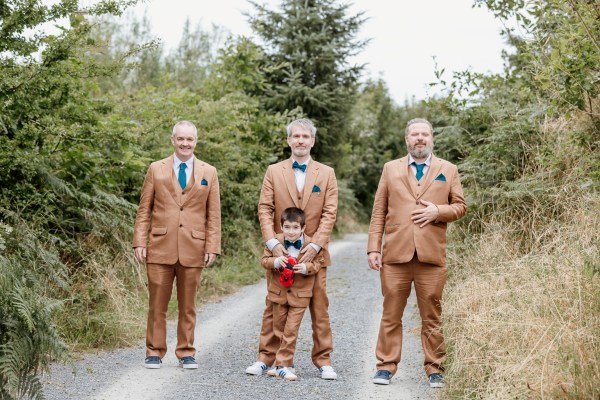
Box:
[319,365,338,380]
[245,361,268,375]
[275,366,297,381]
[428,373,445,388]
[144,356,161,369]
[373,370,392,385]
[178,356,198,369]
[268,365,295,376]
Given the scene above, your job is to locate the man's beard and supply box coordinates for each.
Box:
[408,142,433,159]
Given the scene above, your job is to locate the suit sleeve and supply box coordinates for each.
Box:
[261,246,277,270]
[436,164,467,223]
[205,167,222,254]
[311,168,338,248]
[305,252,324,275]
[258,166,276,243]
[132,165,155,248]
[367,164,389,253]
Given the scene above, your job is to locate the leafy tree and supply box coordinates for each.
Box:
[164,19,226,90]
[0,1,147,398]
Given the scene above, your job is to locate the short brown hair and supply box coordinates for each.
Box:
[281,207,305,227]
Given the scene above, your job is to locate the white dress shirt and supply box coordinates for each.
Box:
[173,155,193,186]
[292,157,309,192]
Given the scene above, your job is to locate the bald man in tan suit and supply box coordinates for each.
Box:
[133,121,221,370]
[368,118,467,388]
[245,118,338,380]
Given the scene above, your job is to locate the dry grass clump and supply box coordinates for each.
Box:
[54,235,148,351]
[443,191,600,399]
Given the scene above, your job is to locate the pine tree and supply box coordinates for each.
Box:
[247,0,367,167]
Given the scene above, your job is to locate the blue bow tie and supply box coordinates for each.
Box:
[284,239,302,250]
[292,161,307,172]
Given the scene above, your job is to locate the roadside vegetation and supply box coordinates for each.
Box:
[0,0,597,399]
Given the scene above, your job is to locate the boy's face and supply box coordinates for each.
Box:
[282,220,304,242]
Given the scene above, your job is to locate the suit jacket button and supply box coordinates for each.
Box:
[417,183,421,186]
[287,289,291,293]
[182,191,185,195]
[180,207,183,211]
[416,201,420,205]
[179,224,183,227]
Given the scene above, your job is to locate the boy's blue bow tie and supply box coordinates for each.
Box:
[284,239,302,250]
[292,161,307,172]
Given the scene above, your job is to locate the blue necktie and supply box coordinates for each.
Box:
[284,239,302,250]
[292,161,307,172]
[178,163,187,190]
[411,162,425,181]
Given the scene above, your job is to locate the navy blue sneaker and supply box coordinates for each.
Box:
[179,356,198,369]
[144,356,161,369]
[428,373,445,388]
[373,370,392,385]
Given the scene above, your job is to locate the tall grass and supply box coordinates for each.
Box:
[443,118,600,399]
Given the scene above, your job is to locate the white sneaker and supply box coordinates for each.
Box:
[268,365,295,376]
[319,365,337,380]
[245,361,268,375]
[275,366,297,381]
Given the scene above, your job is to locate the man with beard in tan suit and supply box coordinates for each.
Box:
[245,118,338,380]
[367,118,467,388]
[133,121,221,370]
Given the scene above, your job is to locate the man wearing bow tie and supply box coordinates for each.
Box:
[367,118,467,388]
[246,118,339,380]
[133,121,221,370]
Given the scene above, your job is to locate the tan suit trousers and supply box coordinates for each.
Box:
[146,262,202,359]
[272,303,307,367]
[258,267,333,367]
[376,255,447,376]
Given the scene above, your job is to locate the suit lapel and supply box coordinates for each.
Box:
[301,161,319,210]
[397,157,415,199]
[418,155,443,199]
[163,155,182,206]
[183,157,204,205]
[282,158,300,208]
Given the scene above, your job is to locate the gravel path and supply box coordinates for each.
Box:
[43,233,435,400]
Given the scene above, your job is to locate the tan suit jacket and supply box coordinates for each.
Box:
[133,155,221,268]
[258,158,337,265]
[367,155,466,267]
[261,234,324,308]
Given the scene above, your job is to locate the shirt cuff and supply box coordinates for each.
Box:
[273,259,281,269]
[309,242,321,252]
[266,238,280,251]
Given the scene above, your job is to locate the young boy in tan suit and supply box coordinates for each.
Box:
[259,207,324,381]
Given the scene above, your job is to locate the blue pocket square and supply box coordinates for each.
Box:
[201,179,208,186]
[312,185,321,193]
[435,173,446,182]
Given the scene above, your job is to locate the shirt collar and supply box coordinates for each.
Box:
[174,154,194,170]
[408,153,432,166]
